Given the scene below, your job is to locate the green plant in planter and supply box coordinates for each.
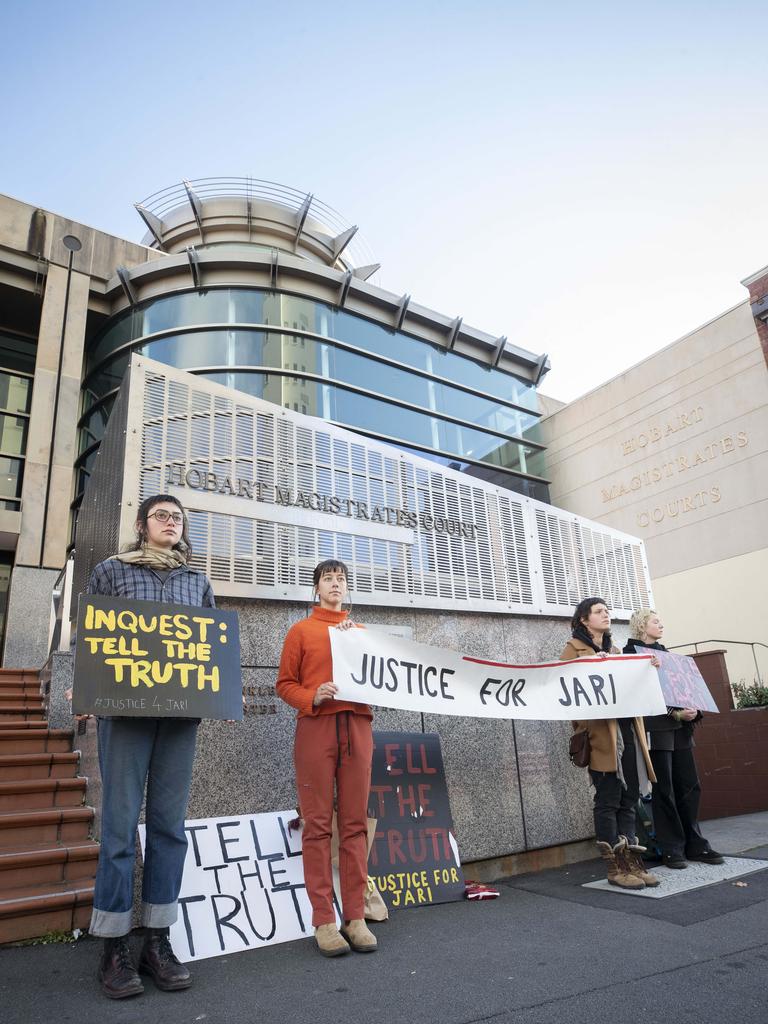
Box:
[732,679,768,709]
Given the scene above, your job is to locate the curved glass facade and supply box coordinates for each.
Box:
[79,288,548,502]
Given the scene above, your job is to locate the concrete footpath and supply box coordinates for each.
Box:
[2,813,767,1024]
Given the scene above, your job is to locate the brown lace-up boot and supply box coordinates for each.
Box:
[139,927,192,990]
[621,837,660,887]
[98,936,144,999]
[596,838,645,889]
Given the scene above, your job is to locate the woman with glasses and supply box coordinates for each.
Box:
[84,494,215,1000]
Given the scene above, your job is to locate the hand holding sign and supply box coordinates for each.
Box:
[313,682,338,706]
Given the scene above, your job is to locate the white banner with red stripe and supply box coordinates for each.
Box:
[330,628,666,720]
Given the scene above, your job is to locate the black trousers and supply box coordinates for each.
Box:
[589,726,639,845]
[649,746,708,857]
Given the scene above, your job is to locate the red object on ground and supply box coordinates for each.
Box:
[464,881,500,900]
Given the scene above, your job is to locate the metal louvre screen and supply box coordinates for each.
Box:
[533,508,652,617]
[83,356,652,618]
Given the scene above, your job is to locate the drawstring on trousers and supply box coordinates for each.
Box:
[335,712,352,767]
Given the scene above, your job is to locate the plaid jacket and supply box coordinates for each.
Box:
[87,558,216,608]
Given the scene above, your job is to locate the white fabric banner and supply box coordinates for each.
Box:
[330,629,666,720]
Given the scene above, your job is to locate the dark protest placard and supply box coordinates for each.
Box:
[72,594,242,719]
[367,731,465,909]
[654,649,719,713]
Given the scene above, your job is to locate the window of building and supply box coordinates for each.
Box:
[0,332,36,375]
[0,455,23,510]
[0,415,28,457]
[86,289,539,413]
[80,287,548,502]
[0,366,32,510]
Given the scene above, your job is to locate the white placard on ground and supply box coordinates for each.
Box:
[140,810,340,961]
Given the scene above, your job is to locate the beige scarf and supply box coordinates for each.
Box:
[113,546,188,571]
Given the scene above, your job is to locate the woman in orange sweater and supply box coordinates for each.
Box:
[276,559,376,958]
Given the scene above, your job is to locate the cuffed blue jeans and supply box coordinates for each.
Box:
[90,717,198,938]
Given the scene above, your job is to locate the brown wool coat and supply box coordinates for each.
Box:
[560,637,656,781]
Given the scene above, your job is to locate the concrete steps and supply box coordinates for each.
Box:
[0,807,94,848]
[0,708,46,723]
[0,669,98,945]
[0,778,88,812]
[0,841,99,888]
[0,673,44,721]
[0,880,94,944]
[0,752,80,780]
[0,721,58,730]
[0,728,77,754]
[0,692,44,706]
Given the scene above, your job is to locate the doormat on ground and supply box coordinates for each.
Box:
[582,856,768,898]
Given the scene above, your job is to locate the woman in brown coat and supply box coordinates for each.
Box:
[561,597,659,889]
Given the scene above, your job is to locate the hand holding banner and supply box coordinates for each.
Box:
[330,629,667,720]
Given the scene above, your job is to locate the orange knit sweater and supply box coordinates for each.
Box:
[275,606,373,719]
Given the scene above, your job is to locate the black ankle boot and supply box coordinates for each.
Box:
[97,936,144,999]
[139,927,192,991]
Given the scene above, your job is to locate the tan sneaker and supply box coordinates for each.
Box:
[314,924,350,958]
[340,918,378,953]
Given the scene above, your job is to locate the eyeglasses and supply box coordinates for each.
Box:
[147,510,184,524]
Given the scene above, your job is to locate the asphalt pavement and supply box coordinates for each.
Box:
[2,813,766,1024]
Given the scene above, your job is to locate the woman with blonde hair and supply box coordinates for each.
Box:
[562,597,659,888]
[624,609,723,869]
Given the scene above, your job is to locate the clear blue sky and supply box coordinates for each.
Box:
[2,0,766,400]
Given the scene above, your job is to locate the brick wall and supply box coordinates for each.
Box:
[690,650,768,818]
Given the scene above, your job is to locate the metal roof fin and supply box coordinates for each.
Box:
[134,204,165,248]
[331,225,358,260]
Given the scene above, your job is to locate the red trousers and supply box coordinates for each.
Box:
[294,712,373,927]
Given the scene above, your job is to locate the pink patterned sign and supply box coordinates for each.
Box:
[654,649,719,713]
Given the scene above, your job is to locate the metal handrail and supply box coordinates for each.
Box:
[137,176,377,270]
[47,556,75,657]
[667,639,768,686]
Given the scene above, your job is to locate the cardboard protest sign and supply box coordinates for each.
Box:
[331,628,666,720]
[139,810,327,962]
[73,595,242,719]
[367,731,464,908]
[653,649,719,713]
